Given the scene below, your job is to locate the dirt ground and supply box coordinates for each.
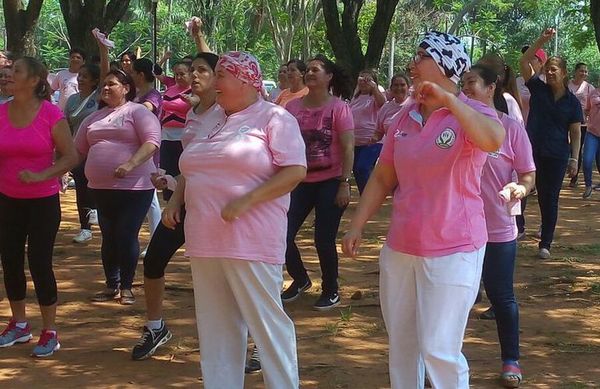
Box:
[1,178,599,389]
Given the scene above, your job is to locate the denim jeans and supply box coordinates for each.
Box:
[92,189,154,289]
[583,131,600,187]
[534,155,568,249]
[353,143,382,194]
[482,240,519,362]
[72,161,96,230]
[285,179,346,294]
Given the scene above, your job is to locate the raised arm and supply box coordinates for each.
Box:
[520,28,554,83]
[191,17,212,53]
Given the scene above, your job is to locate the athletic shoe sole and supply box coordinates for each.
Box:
[32,342,60,358]
[313,300,341,311]
[281,281,312,303]
[133,330,172,361]
[0,333,33,348]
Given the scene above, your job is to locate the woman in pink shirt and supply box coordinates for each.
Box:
[349,69,386,194]
[159,61,192,200]
[274,59,308,107]
[282,54,355,310]
[0,57,78,357]
[175,51,306,389]
[583,84,600,198]
[373,73,410,140]
[462,64,536,388]
[342,31,505,389]
[75,69,161,305]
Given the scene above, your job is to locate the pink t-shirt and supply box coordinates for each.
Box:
[74,102,161,190]
[182,103,223,148]
[285,96,354,183]
[350,94,381,145]
[376,98,406,137]
[481,113,535,243]
[0,101,64,199]
[586,88,600,137]
[50,69,79,111]
[379,93,501,257]
[180,99,307,264]
[161,84,192,140]
[504,92,524,127]
[569,80,594,123]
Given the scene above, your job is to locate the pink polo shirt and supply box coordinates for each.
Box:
[0,101,64,199]
[376,98,407,137]
[587,88,600,137]
[379,93,501,257]
[180,99,307,264]
[350,94,380,145]
[569,80,594,124]
[285,96,354,183]
[74,102,161,190]
[481,113,535,243]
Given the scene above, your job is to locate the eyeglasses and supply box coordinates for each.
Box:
[412,52,433,64]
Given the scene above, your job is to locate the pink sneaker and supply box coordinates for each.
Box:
[0,319,33,347]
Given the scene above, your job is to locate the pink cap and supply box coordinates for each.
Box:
[535,49,547,63]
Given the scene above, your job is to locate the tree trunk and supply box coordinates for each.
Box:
[3,0,44,56]
[591,1,600,55]
[447,0,483,35]
[321,0,399,81]
[58,0,132,57]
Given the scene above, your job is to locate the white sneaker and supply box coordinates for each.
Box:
[73,229,92,243]
[538,248,551,259]
[140,246,148,258]
[87,209,98,225]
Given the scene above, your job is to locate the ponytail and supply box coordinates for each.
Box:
[310,54,353,100]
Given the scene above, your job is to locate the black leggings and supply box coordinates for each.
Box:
[143,207,186,279]
[0,193,61,306]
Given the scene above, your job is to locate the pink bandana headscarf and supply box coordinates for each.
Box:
[218,51,264,93]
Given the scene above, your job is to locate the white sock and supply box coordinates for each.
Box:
[15,321,27,329]
[146,319,163,331]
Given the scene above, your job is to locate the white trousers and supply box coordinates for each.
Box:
[379,245,485,389]
[146,190,161,236]
[190,258,299,389]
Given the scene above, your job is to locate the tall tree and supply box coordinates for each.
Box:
[58,0,132,56]
[321,0,400,78]
[3,0,44,55]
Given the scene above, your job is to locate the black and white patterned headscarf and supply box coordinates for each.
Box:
[419,31,470,84]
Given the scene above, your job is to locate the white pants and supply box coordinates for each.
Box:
[379,245,485,389]
[190,258,299,389]
[146,190,161,236]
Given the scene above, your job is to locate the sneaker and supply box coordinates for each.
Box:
[67,178,76,188]
[131,322,172,360]
[244,345,261,374]
[32,330,60,357]
[87,209,98,225]
[72,229,92,243]
[583,186,593,199]
[281,278,312,303]
[0,320,32,347]
[313,292,341,311]
[120,289,136,305]
[91,288,120,302]
[480,306,496,320]
[538,248,551,259]
[594,183,600,191]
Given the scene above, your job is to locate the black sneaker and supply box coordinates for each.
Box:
[244,345,261,374]
[313,292,340,311]
[479,306,496,320]
[281,279,312,303]
[131,322,172,360]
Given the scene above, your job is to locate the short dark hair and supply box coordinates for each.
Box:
[102,69,137,104]
[120,51,137,62]
[133,58,155,83]
[69,48,87,61]
[194,52,219,71]
[575,62,587,71]
[80,64,101,88]
[286,59,307,73]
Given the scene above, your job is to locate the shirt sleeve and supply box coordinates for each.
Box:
[132,106,162,147]
[266,107,307,168]
[45,101,65,128]
[73,114,93,155]
[333,100,354,133]
[509,120,536,174]
[524,75,546,97]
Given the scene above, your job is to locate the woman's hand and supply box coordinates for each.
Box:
[342,228,363,258]
[502,182,528,200]
[369,132,383,144]
[191,17,203,36]
[414,81,452,108]
[221,195,253,222]
[150,172,168,190]
[114,161,135,178]
[335,182,351,208]
[540,28,556,43]
[567,159,578,178]
[18,170,46,183]
[162,203,181,230]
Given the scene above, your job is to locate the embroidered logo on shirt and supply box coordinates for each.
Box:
[393,129,408,138]
[238,125,251,135]
[488,150,500,158]
[435,128,456,149]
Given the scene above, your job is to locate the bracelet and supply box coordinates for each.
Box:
[569,158,578,162]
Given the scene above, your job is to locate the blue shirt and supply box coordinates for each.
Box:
[526,75,583,159]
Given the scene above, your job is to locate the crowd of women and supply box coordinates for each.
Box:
[0,19,595,388]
